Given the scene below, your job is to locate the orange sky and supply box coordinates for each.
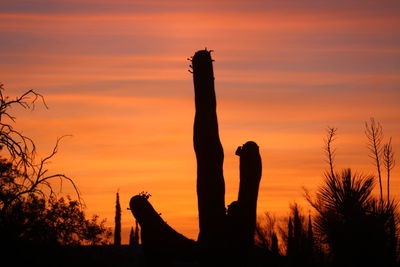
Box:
[1,0,400,243]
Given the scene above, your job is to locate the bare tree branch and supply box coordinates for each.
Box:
[0,84,80,212]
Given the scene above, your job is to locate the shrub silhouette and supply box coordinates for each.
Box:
[0,84,110,248]
[305,125,399,266]
[255,212,280,256]
[129,49,262,266]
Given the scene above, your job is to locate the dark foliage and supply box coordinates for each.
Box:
[0,84,111,247]
[1,192,111,246]
[114,191,122,245]
[280,203,315,265]
[255,212,279,256]
[305,124,399,266]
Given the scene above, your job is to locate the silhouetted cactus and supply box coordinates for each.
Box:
[192,49,227,263]
[192,49,262,265]
[114,191,121,245]
[129,49,262,266]
[235,141,262,254]
[129,194,197,266]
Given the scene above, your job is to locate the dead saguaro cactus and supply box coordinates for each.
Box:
[130,49,262,266]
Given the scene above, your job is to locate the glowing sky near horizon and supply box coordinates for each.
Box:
[1,0,400,243]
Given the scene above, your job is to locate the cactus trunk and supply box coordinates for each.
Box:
[192,50,227,258]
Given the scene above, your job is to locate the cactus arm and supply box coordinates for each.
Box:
[236,141,262,250]
[129,195,197,266]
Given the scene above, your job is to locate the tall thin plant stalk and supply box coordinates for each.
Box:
[383,137,395,203]
[365,118,384,203]
[324,127,337,178]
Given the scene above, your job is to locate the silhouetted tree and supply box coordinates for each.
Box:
[0,84,80,212]
[255,212,280,255]
[3,191,111,245]
[0,83,110,247]
[307,169,385,265]
[114,191,121,245]
[282,203,313,265]
[305,122,399,266]
[129,220,140,246]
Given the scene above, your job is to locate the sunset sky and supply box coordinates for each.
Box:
[1,0,400,243]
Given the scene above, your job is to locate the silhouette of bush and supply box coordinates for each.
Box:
[0,83,80,213]
[305,125,399,266]
[2,193,111,245]
[0,83,111,247]
[255,212,280,256]
[277,203,315,265]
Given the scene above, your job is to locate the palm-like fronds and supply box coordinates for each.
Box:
[306,168,398,265]
[318,169,374,215]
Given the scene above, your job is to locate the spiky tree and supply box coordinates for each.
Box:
[307,169,378,265]
[128,220,140,245]
[306,214,315,265]
[114,192,121,245]
[284,203,312,264]
[306,123,398,266]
